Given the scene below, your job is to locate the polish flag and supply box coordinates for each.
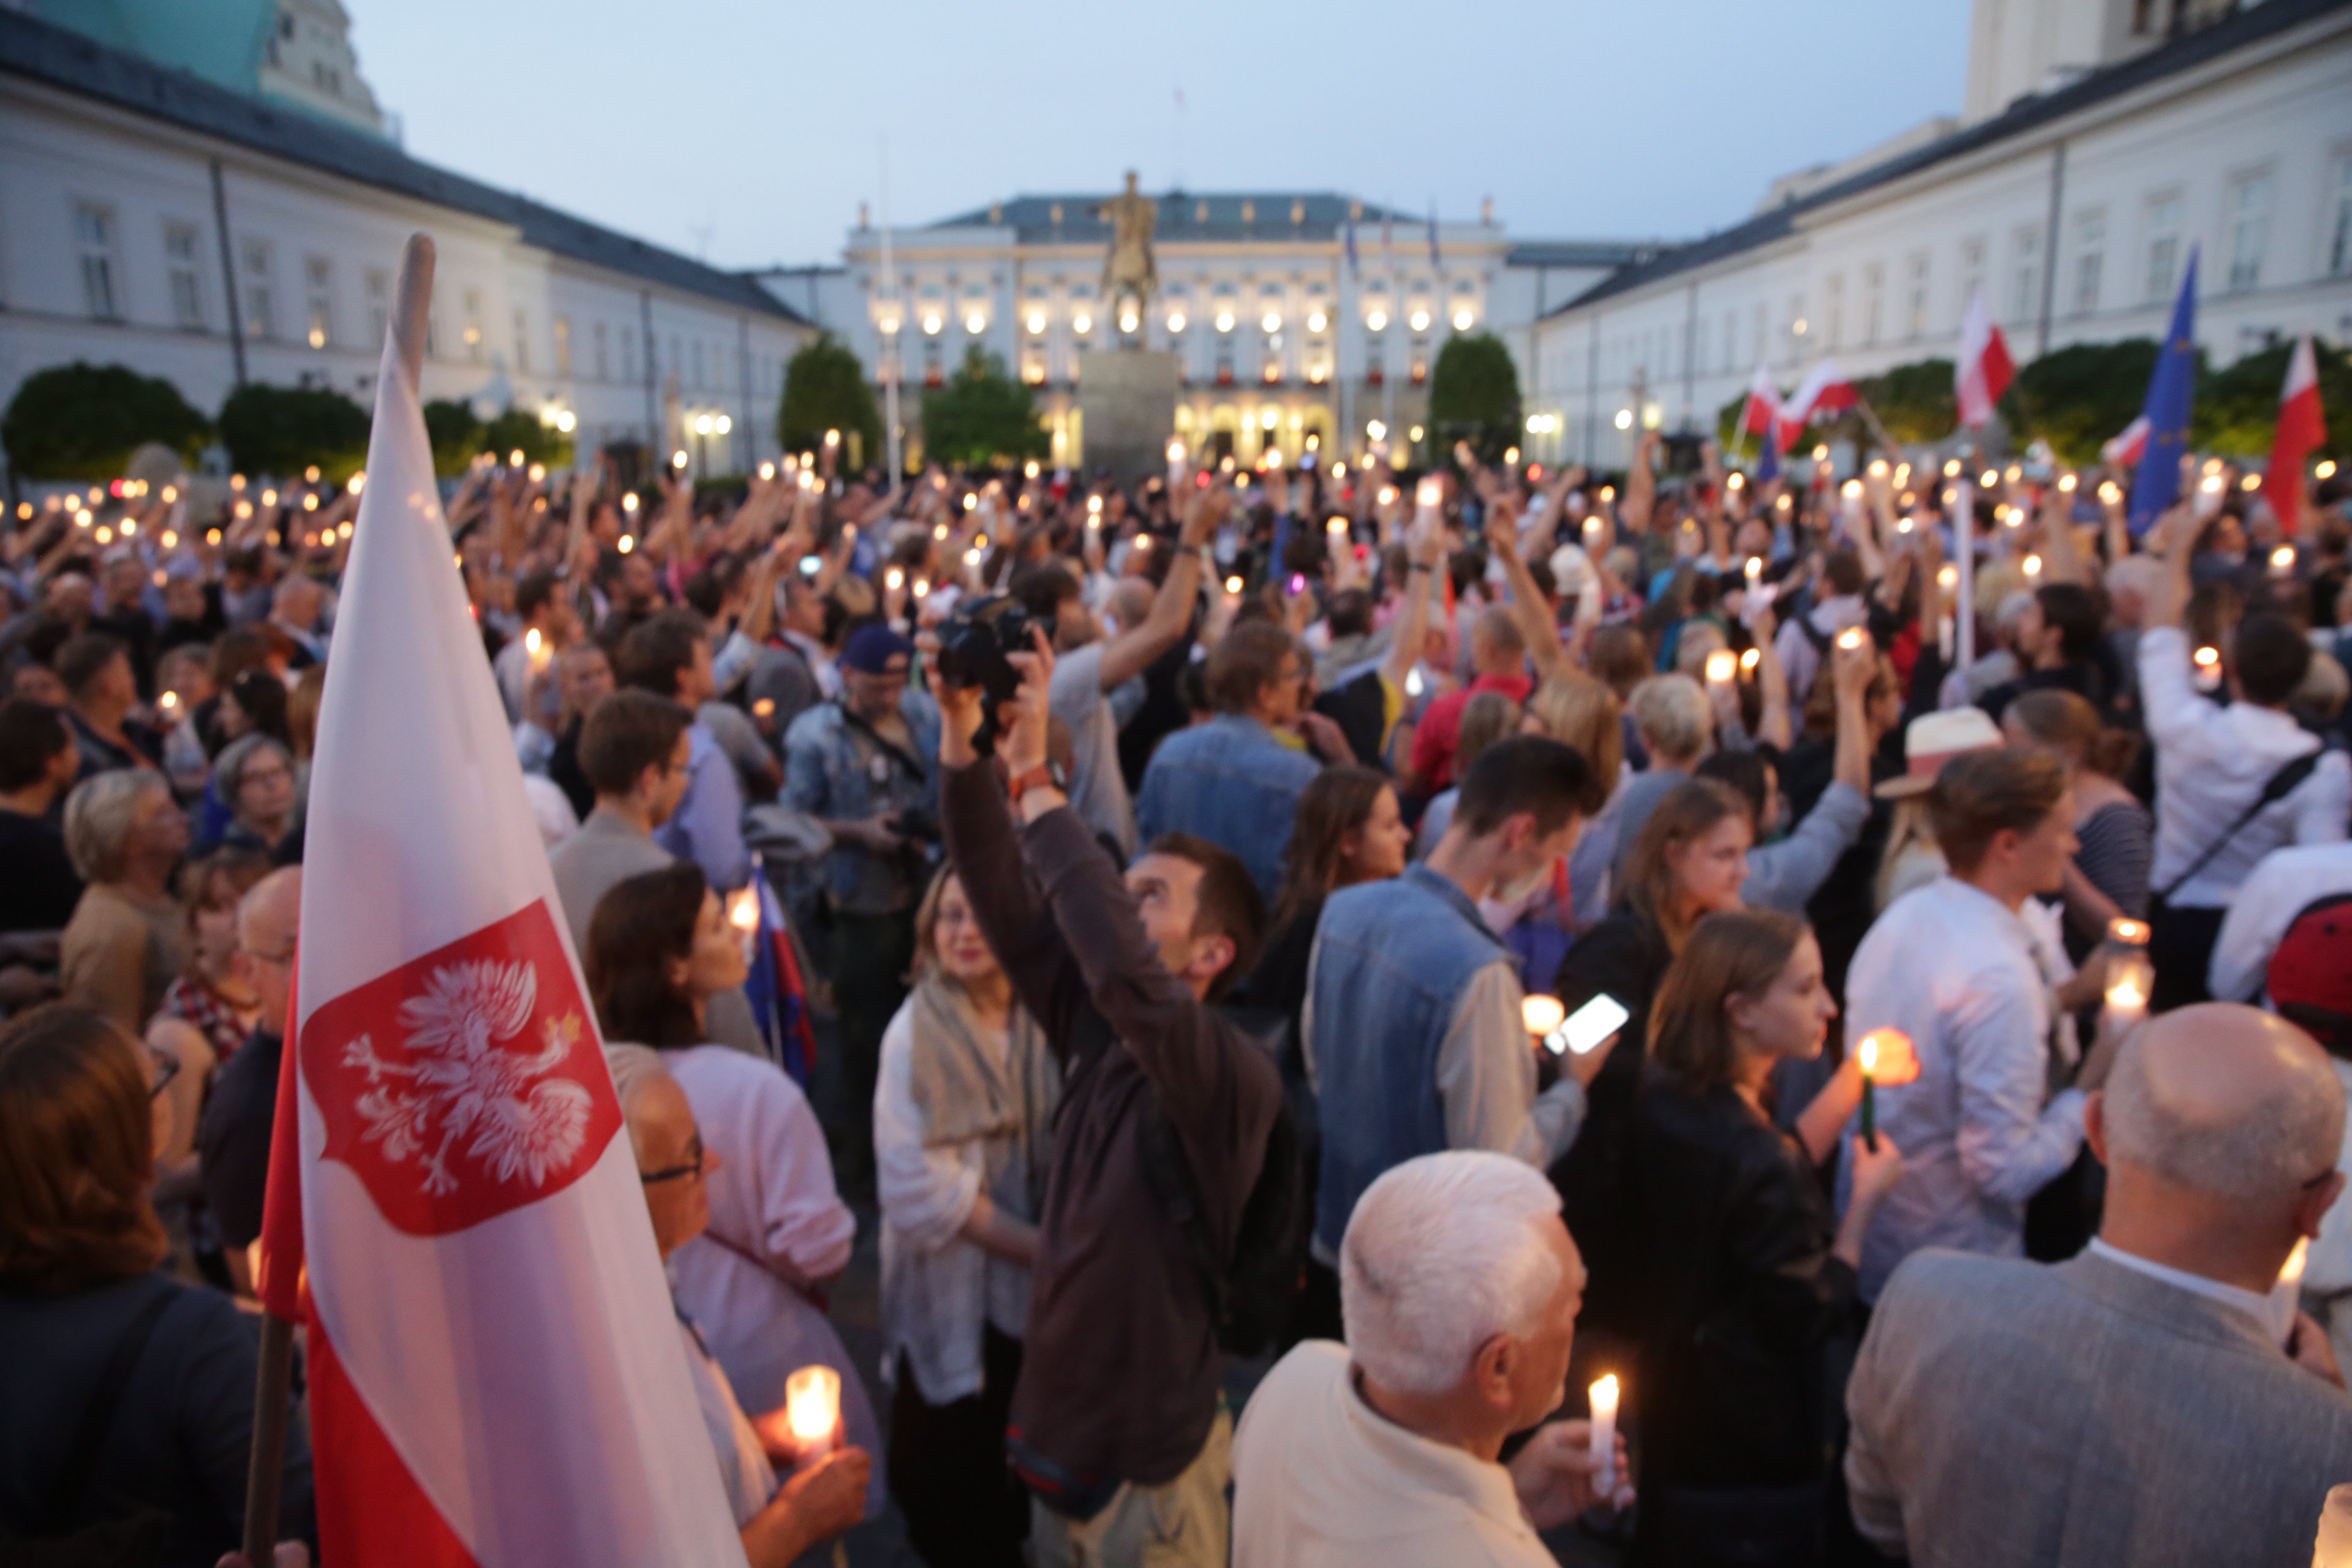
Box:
[1776,358,1858,445]
[256,235,746,1568]
[1740,361,1782,436]
[1955,287,2015,428]
[2265,334,2328,537]
[2101,414,2151,469]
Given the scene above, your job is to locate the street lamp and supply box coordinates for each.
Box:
[1409,310,1431,333]
[1452,309,1474,331]
[1366,310,1388,332]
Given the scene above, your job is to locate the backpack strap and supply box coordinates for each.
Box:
[2157,752,2323,903]
[37,1286,175,1533]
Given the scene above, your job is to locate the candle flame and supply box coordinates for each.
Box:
[1858,1035,1878,1075]
[1705,650,1738,684]
[728,888,760,933]
[1521,995,1567,1037]
[2107,975,2147,1010]
[784,1365,840,1447]
[2108,918,2149,946]
[1589,1373,1619,1412]
[2283,1237,2311,1288]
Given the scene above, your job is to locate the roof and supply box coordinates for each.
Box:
[20,0,276,105]
[0,9,807,325]
[1553,0,2352,316]
[1506,240,1672,270]
[924,191,1431,246]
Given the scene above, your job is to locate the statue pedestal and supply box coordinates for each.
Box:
[1076,350,1179,480]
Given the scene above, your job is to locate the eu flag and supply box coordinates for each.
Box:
[2127,246,2199,537]
[1756,423,1782,485]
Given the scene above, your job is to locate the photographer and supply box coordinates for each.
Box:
[782,622,941,1186]
[933,631,1283,1568]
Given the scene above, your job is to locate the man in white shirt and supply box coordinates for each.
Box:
[1841,747,2109,1302]
[1232,1152,1631,1568]
[2138,502,2350,1009]
[1845,1005,2352,1567]
[1015,490,1220,859]
[2210,842,2352,1005]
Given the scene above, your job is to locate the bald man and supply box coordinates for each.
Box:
[1845,1004,2352,1567]
[196,867,301,1295]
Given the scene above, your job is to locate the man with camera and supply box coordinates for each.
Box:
[781,622,941,1185]
[932,628,1283,1568]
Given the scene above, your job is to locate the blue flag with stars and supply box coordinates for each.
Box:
[1756,423,1782,485]
[2127,246,2199,537]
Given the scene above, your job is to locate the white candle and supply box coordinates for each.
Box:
[784,1365,841,1460]
[1167,438,1188,490]
[2103,973,2147,1035]
[1589,1374,1619,1499]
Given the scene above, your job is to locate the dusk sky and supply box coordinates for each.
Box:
[352,0,1974,271]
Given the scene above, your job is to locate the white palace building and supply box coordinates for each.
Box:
[0,0,812,478]
[1524,0,2352,468]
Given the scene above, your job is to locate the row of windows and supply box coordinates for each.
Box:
[1591,153,2352,390]
[61,198,786,395]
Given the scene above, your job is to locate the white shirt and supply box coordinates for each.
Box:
[871,1000,1035,1404]
[1232,1342,1553,1568]
[2138,625,2349,907]
[1841,876,2087,1302]
[782,629,844,700]
[2207,842,2352,1003]
[677,1309,776,1526]
[2086,1238,2275,1327]
[1048,639,1138,858]
[2307,1059,2352,1297]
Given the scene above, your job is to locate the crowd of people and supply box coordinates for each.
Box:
[3,421,2351,1567]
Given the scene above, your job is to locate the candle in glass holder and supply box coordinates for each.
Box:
[1589,1374,1619,1498]
[2104,971,2148,1035]
[784,1365,841,1460]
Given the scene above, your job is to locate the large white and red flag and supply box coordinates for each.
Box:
[2266,334,2328,536]
[1774,358,1858,447]
[255,235,746,1568]
[1954,286,2015,428]
[1740,361,1782,436]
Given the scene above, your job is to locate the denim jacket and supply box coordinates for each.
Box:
[1134,714,1321,902]
[782,690,941,915]
[1306,864,1509,1253]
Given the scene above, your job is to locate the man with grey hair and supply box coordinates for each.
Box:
[1846,1003,2352,1567]
[1232,1151,1630,1567]
[1609,673,1713,881]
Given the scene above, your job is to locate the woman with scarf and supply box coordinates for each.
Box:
[873,867,1060,1568]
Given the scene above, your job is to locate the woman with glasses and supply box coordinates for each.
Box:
[604,1043,870,1566]
[206,735,301,861]
[586,862,881,1521]
[0,1003,314,1562]
[59,769,191,1036]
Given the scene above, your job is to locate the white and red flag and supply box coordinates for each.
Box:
[1774,358,1858,447]
[1954,287,2015,428]
[2265,334,2328,536]
[255,235,746,1568]
[1740,361,1782,436]
[2101,414,2151,469]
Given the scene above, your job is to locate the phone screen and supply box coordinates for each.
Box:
[1546,993,1630,1056]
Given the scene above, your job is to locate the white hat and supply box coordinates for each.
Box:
[1874,706,2005,799]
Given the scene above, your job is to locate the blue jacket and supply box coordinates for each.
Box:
[1135,714,1321,902]
[1307,864,1509,1254]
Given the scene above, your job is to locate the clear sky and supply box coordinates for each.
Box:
[351,0,1973,272]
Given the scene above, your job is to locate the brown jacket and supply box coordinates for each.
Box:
[941,760,1281,1488]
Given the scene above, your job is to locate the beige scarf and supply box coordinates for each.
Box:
[907,973,1060,1215]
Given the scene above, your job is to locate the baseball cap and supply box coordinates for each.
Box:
[840,623,914,674]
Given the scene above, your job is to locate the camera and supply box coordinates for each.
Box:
[934,594,1053,757]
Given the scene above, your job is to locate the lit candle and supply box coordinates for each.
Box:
[2107,917,2149,948]
[2271,545,2296,579]
[1744,556,1763,583]
[1224,575,1245,595]
[1858,1033,1880,1151]
[1836,627,1868,652]
[1704,649,1737,685]
[728,886,760,963]
[2104,971,2148,1035]
[2313,1483,2352,1567]
[1167,437,1187,489]
[1740,647,1761,673]
[2271,1237,2310,1346]
[1326,515,1348,537]
[1589,1374,1619,1499]
[783,1365,842,1460]
[1521,994,1566,1039]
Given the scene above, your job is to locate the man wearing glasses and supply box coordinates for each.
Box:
[196,867,300,1297]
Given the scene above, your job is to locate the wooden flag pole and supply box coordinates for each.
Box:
[240,230,435,1568]
[1853,394,1902,464]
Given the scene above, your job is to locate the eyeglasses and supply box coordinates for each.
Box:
[239,944,296,969]
[146,1047,180,1101]
[640,1137,706,1186]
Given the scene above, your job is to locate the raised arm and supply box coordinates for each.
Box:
[1485,499,1569,683]
[1378,505,1447,696]
[1096,488,1218,690]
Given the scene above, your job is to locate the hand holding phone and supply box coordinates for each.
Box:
[1545,993,1629,1086]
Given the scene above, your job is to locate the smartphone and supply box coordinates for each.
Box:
[1545,993,1630,1057]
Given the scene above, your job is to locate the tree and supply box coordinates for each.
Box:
[1854,358,1958,445]
[423,399,484,478]
[920,347,1048,467]
[2,362,210,480]
[217,383,370,480]
[2002,339,2163,462]
[2197,336,2352,461]
[780,333,883,470]
[1428,333,1522,464]
[480,409,572,469]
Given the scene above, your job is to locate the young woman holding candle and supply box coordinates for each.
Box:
[1615,910,1912,1566]
[871,868,1060,1568]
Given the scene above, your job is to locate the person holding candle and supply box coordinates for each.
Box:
[603,1043,871,1567]
[2001,688,2151,951]
[1231,1151,1632,1567]
[872,867,1060,1568]
[1611,910,1911,1564]
[1838,748,2117,1304]
[1845,1004,2352,1567]
[586,864,880,1523]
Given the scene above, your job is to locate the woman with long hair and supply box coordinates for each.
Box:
[0,1003,314,1562]
[1619,911,1909,1566]
[1528,671,1629,933]
[2004,687,2151,947]
[872,868,1058,1567]
[1240,766,1411,1026]
[586,863,883,1523]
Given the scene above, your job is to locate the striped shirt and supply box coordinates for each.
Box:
[2136,627,2349,908]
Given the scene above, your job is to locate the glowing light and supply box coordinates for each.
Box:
[302,494,318,513]
[94,526,113,544]
[1367,420,1388,442]
[1415,478,1443,510]
[785,1365,842,1454]
[1167,311,1187,332]
[1745,557,1764,581]
[160,689,179,710]
[1072,314,1093,334]
[1979,469,1998,488]
[886,567,905,590]
[349,472,366,495]
[1326,516,1348,535]
[1741,647,1761,672]
[1409,425,1425,442]
[728,886,760,934]
[2058,473,2078,493]
[2023,553,2043,577]
[160,530,178,548]
[206,528,222,545]
[2272,545,2297,574]
[1364,310,1387,332]
[1307,310,1327,333]
[1120,310,1140,334]
[1941,459,1960,478]
[694,414,714,436]
[1614,410,1634,431]
[262,489,278,507]
[1937,564,1959,589]
[618,535,635,554]
[1027,311,1047,334]
[2098,480,2122,503]
[714,415,732,436]
[922,313,943,334]
[1836,628,1868,651]
[1452,309,1474,331]
[2109,918,2150,946]
[120,518,137,535]
[622,493,641,513]
[2193,645,2221,669]
[1522,995,1567,1036]
[672,450,690,470]
[1704,649,1737,683]
[2242,473,2261,491]
[760,462,775,481]
[1841,480,1863,500]
[2320,461,2340,480]
[1262,312,1281,334]
[965,312,987,334]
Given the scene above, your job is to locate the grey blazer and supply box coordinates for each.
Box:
[1847,1248,2352,1567]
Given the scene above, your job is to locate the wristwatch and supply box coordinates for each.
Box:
[1009,762,1063,806]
